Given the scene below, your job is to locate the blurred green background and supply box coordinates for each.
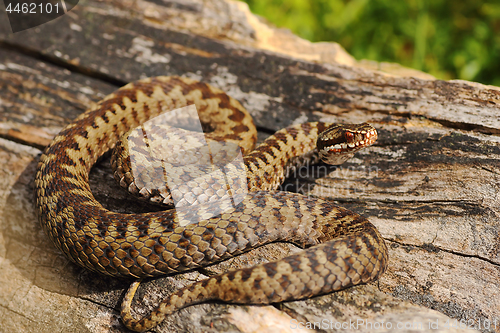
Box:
[240,0,500,86]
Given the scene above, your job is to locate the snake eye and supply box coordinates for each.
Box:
[345,131,354,142]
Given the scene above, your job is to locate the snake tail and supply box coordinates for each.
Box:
[122,214,387,332]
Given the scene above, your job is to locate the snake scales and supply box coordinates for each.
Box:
[34,76,388,332]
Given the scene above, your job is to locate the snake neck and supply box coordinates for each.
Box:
[244,122,331,191]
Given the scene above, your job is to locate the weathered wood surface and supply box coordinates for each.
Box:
[0,0,499,332]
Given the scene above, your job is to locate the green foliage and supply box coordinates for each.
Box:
[241,0,500,86]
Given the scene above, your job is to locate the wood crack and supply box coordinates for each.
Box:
[387,239,500,267]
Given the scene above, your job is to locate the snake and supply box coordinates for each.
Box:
[34,76,388,332]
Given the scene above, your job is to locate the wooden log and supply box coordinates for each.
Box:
[0,0,498,332]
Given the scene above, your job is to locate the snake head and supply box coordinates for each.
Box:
[317,123,377,165]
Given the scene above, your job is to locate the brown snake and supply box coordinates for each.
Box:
[34,76,388,332]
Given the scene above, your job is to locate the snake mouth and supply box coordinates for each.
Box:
[318,123,378,153]
[323,128,377,154]
[317,123,377,165]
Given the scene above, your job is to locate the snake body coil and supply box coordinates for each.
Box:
[34,76,388,332]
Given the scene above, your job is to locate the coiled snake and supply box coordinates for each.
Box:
[34,76,388,332]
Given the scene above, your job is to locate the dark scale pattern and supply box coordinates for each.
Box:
[34,76,388,332]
